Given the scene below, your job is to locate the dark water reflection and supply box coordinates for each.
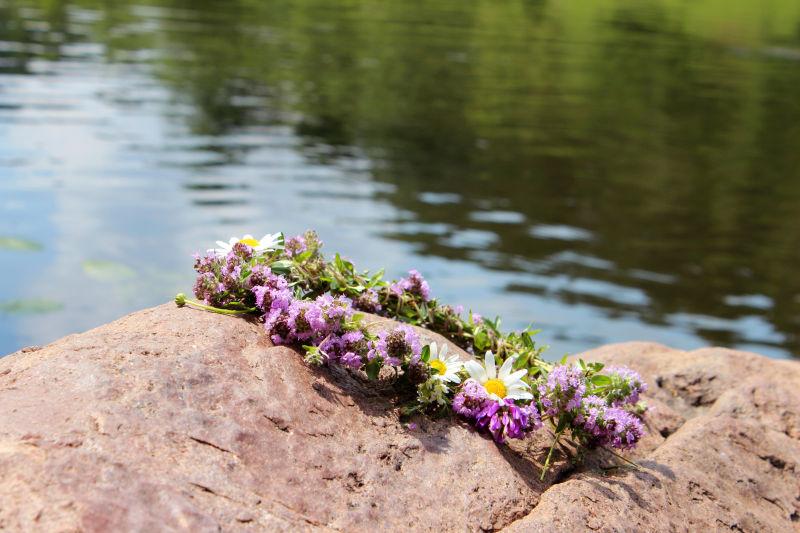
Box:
[1,0,799,359]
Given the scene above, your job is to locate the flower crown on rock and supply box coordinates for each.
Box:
[176,230,647,477]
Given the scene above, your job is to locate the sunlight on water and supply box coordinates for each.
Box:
[1,0,799,359]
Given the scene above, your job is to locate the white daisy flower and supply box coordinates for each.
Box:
[426,341,463,384]
[213,233,284,256]
[463,350,532,401]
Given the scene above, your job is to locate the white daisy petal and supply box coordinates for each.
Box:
[429,342,439,361]
[484,351,496,379]
[440,343,448,360]
[507,380,528,389]
[445,355,462,369]
[506,369,529,384]
[260,233,272,243]
[506,389,534,400]
[498,356,516,379]
[464,360,487,382]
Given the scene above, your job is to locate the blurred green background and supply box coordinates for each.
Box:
[1,0,799,358]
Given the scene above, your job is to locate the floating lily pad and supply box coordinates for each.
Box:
[0,299,63,315]
[82,260,137,281]
[0,237,43,251]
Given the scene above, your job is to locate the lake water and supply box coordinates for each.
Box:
[2,0,799,359]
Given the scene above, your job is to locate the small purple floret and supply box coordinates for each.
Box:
[452,378,488,418]
[285,234,307,257]
[575,395,645,449]
[474,399,542,443]
[538,364,586,417]
[368,325,421,366]
[354,288,382,313]
[389,269,431,301]
[606,366,648,406]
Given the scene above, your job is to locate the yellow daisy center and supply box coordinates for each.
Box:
[239,237,260,247]
[484,378,507,398]
[429,359,447,375]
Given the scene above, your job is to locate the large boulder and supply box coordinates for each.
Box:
[0,304,797,532]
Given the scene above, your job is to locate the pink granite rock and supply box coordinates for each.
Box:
[0,306,798,532]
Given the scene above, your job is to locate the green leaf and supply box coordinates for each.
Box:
[334,253,345,271]
[0,298,63,315]
[365,359,382,380]
[474,330,490,351]
[421,344,431,363]
[590,375,612,386]
[513,353,530,370]
[559,354,568,365]
[82,260,136,281]
[269,259,293,275]
[369,269,385,285]
[589,362,605,372]
[0,237,43,252]
[521,332,534,349]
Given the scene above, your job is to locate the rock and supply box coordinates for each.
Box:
[0,305,798,532]
[505,343,800,532]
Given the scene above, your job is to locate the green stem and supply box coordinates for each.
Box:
[540,428,564,481]
[179,297,256,316]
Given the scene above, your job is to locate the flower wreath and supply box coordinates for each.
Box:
[176,230,647,477]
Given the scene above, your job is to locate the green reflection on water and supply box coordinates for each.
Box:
[2,0,800,355]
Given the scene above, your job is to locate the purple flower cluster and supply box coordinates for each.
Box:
[452,378,541,442]
[264,293,355,346]
[574,395,606,436]
[538,364,586,416]
[192,243,255,308]
[603,408,646,449]
[353,288,382,313]
[389,269,431,301]
[452,379,488,418]
[475,399,542,443]
[368,324,421,366]
[252,271,292,314]
[606,366,648,406]
[319,330,368,368]
[575,395,645,450]
[256,279,421,374]
[284,234,307,257]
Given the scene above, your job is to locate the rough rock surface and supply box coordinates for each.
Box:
[0,304,798,532]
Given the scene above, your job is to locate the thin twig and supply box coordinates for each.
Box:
[601,446,642,470]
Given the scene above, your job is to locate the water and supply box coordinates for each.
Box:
[2,0,800,359]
